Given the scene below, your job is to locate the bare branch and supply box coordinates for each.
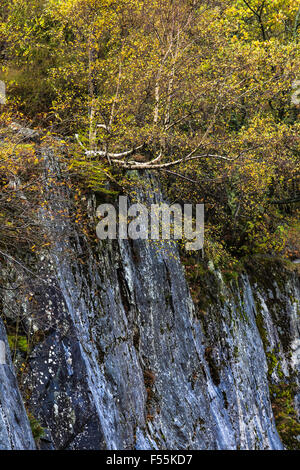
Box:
[75,134,86,150]
[0,249,51,286]
[147,151,163,165]
[85,144,144,159]
[161,169,199,183]
[242,0,267,41]
[119,153,237,170]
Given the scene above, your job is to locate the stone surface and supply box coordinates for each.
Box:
[0,148,299,450]
[0,320,35,450]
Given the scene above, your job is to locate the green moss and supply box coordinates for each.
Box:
[222,270,239,284]
[269,382,300,450]
[233,345,239,359]
[7,334,29,354]
[27,412,45,442]
[266,351,285,380]
[255,311,270,351]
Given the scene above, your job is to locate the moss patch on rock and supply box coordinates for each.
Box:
[269,382,300,450]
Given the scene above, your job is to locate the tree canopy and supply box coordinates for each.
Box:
[0,0,299,264]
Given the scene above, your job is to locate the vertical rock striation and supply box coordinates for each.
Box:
[0,148,299,449]
[0,320,35,449]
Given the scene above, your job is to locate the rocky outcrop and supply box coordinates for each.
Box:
[0,320,35,449]
[0,148,299,450]
[187,260,300,450]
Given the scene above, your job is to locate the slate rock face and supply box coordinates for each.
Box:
[0,148,299,450]
[0,320,35,450]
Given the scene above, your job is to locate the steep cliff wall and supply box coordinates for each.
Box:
[0,148,299,450]
[0,320,35,449]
